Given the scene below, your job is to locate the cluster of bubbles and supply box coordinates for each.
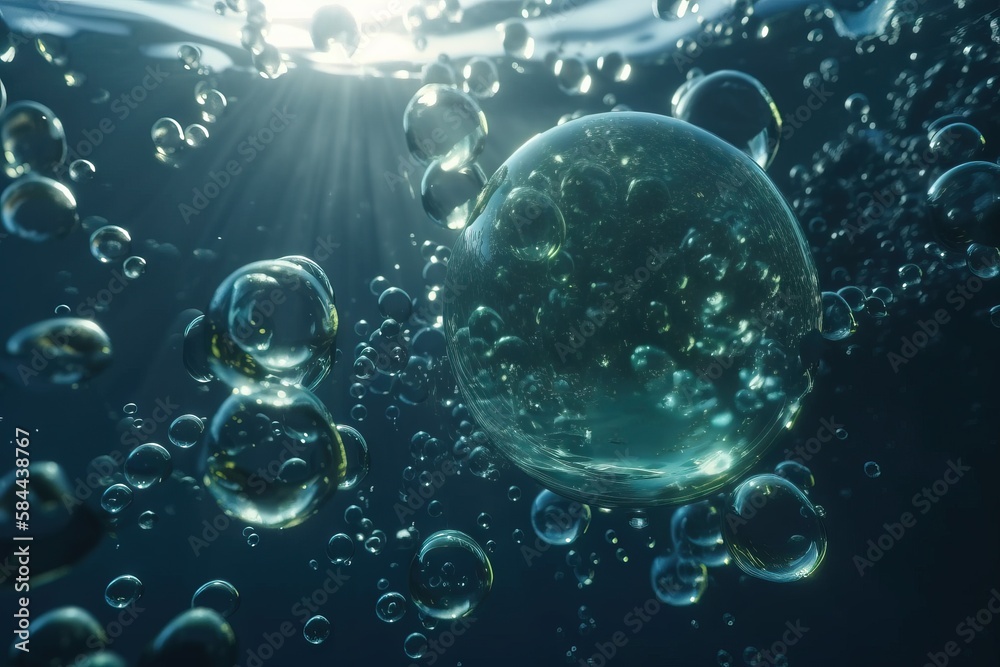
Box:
[4,0,1000,664]
[148,46,228,165]
[403,83,489,230]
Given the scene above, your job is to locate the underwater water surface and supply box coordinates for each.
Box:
[0,0,999,666]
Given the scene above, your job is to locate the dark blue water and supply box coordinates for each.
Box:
[1,1,999,666]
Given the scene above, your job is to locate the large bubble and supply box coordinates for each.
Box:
[206,257,338,389]
[201,383,346,529]
[444,112,821,507]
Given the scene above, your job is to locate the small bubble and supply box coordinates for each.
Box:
[864,461,881,478]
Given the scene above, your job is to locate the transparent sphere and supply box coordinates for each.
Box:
[554,57,592,95]
[151,117,185,155]
[89,225,131,263]
[336,424,370,490]
[672,70,781,169]
[1,175,78,242]
[326,532,354,564]
[421,60,457,86]
[421,160,487,229]
[501,21,532,58]
[444,112,821,507]
[928,161,1000,250]
[650,553,708,605]
[201,384,345,529]
[105,575,143,608]
[69,159,96,182]
[206,258,338,389]
[100,484,133,513]
[670,498,729,567]
[408,530,493,619]
[928,122,985,163]
[721,474,827,583]
[169,414,205,449]
[0,100,67,177]
[376,592,407,623]
[404,632,429,659]
[123,256,147,279]
[967,244,1000,279]
[6,318,112,385]
[820,291,855,340]
[310,5,360,57]
[303,615,331,644]
[653,0,698,20]
[191,579,240,618]
[462,56,500,99]
[529,489,592,545]
[137,510,158,529]
[124,443,172,489]
[773,460,814,491]
[404,84,488,171]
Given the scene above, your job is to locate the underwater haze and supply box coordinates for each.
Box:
[1,0,1000,666]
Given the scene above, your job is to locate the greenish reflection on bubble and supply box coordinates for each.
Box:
[201,384,345,529]
[721,474,827,583]
[444,112,821,507]
[408,530,493,619]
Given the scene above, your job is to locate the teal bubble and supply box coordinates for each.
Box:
[206,258,338,389]
[201,384,345,529]
[821,291,855,340]
[105,575,143,608]
[530,489,591,545]
[672,70,782,169]
[444,112,820,507]
[303,615,331,644]
[721,474,827,583]
[670,498,729,567]
[408,530,493,619]
[650,553,708,605]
